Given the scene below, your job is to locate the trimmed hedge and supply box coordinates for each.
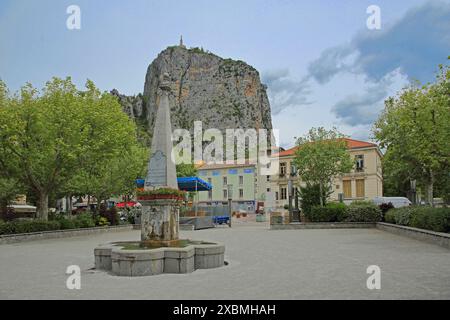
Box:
[385,206,450,233]
[0,220,60,235]
[0,212,97,235]
[346,202,382,222]
[309,203,347,222]
[307,202,382,223]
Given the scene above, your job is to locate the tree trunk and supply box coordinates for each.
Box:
[427,171,434,207]
[37,191,49,220]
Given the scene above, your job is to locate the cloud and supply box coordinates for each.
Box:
[308,1,450,85]
[262,69,312,115]
[307,1,450,128]
[332,80,390,126]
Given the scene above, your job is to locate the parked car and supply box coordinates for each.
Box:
[372,197,412,208]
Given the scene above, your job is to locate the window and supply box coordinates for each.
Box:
[266,175,270,182]
[239,189,244,198]
[356,179,365,198]
[223,189,228,199]
[267,188,270,192]
[280,163,287,176]
[223,176,227,186]
[275,192,279,200]
[280,187,287,200]
[355,155,364,172]
[239,176,244,185]
[336,185,340,189]
[343,180,352,198]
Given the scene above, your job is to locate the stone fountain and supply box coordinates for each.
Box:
[94,73,225,276]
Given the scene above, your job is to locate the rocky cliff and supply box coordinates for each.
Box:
[113,45,273,135]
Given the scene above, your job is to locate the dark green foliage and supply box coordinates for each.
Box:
[0,220,60,235]
[384,206,450,233]
[390,207,415,226]
[58,218,76,230]
[300,184,322,216]
[346,202,383,222]
[384,210,396,224]
[409,207,450,233]
[73,213,95,228]
[309,203,348,222]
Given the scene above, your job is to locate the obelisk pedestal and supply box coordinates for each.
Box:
[141,73,180,246]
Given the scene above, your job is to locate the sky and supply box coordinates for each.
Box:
[0,0,449,148]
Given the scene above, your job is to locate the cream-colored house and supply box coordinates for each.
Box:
[269,138,383,208]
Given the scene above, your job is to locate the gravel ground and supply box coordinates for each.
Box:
[1,220,449,300]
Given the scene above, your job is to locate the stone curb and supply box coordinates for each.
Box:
[376,222,450,250]
[270,222,376,230]
[0,225,137,245]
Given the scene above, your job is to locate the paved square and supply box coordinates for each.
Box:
[1,221,449,299]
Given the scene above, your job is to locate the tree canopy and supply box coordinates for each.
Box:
[373,64,450,204]
[0,77,146,219]
[293,127,353,206]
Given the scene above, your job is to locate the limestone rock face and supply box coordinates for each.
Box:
[110,89,144,119]
[142,46,273,132]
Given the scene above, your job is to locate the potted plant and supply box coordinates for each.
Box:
[137,188,186,201]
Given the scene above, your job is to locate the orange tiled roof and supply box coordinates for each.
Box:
[273,138,377,157]
[197,162,256,170]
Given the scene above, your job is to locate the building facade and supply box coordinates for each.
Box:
[197,163,258,211]
[269,138,383,209]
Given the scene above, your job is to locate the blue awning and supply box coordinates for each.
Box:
[136,179,145,188]
[177,177,212,191]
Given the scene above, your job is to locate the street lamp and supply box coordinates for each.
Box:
[227,184,233,227]
[289,164,300,222]
[410,179,417,205]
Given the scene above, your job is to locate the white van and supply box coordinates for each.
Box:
[372,197,412,208]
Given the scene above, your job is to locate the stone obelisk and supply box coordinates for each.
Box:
[141,73,179,245]
[144,72,178,190]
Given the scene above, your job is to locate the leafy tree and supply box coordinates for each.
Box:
[293,127,353,206]
[374,64,450,205]
[176,163,198,177]
[0,77,145,219]
[68,145,146,207]
[0,177,21,215]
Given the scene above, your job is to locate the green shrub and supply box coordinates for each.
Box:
[326,202,348,221]
[0,220,61,234]
[300,184,322,216]
[309,204,348,222]
[385,207,415,226]
[58,218,76,230]
[0,219,11,235]
[384,210,396,224]
[346,203,382,222]
[73,213,95,228]
[410,207,450,233]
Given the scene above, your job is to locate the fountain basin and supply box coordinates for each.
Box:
[94,240,225,276]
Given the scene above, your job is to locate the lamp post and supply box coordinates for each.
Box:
[410,179,417,205]
[227,184,233,227]
[289,164,300,222]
